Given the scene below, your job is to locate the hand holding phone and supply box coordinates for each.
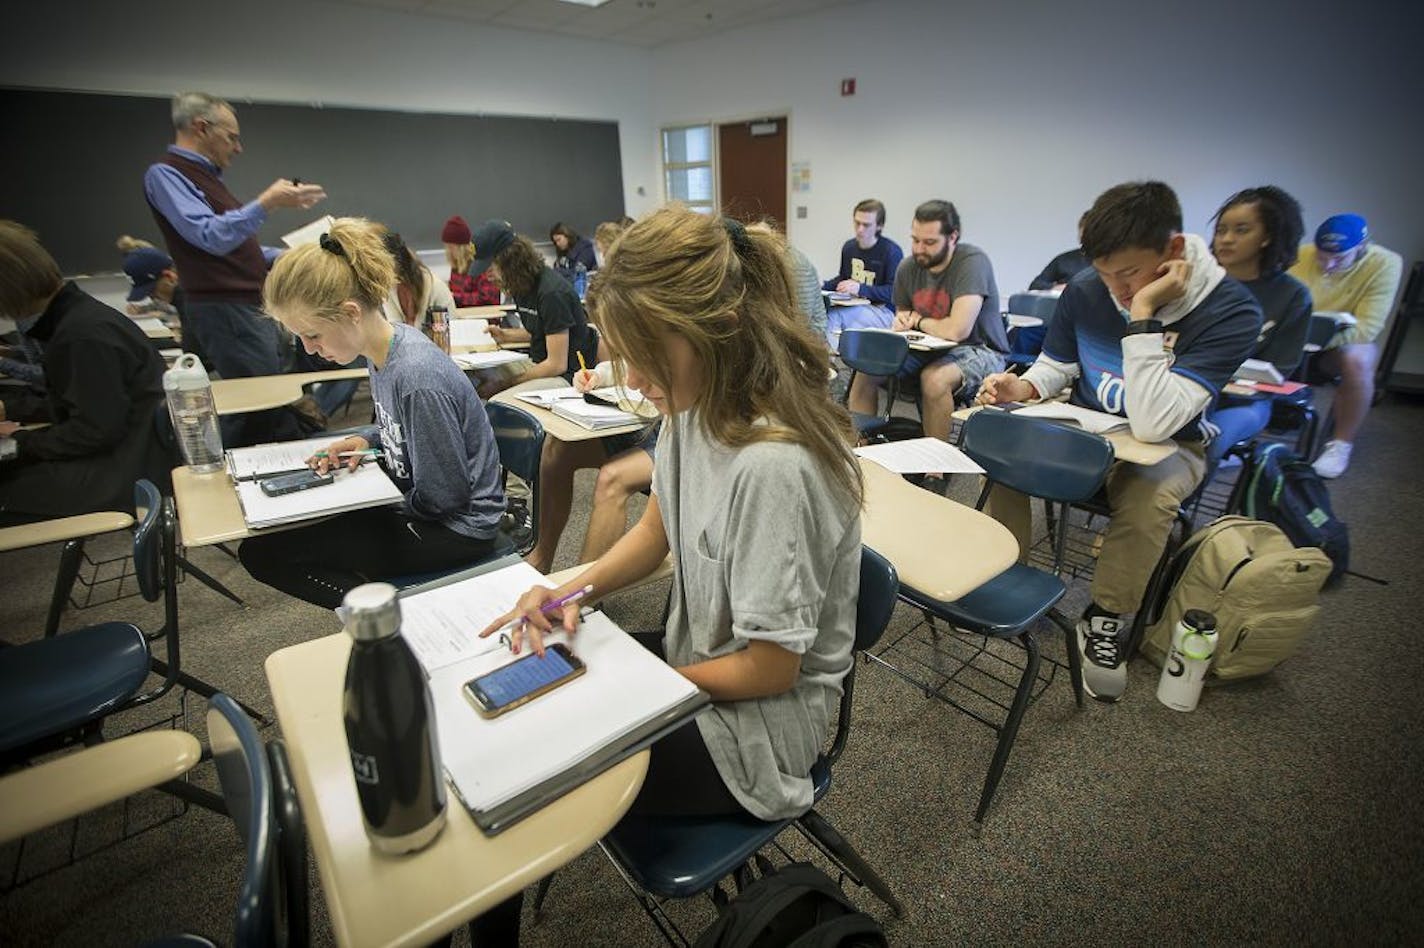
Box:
[464,643,586,718]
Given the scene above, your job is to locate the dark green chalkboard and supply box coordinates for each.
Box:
[0,87,625,274]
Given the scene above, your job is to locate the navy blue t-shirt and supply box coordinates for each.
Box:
[1043,268,1262,442]
[822,236,903,307]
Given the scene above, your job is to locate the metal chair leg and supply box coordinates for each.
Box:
[176,554,245,606]
[975,631,1041,823]
[1050,609,1085,709]
[150,658,270,726]
[532,874,555,920]
[44,538,86,638]
[795,807,903,917]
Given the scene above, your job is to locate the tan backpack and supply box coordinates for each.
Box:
[1141,516,1332,681]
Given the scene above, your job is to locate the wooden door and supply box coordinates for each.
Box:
[717,118,787,229]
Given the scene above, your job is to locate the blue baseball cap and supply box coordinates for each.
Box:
[1314,214,1369,254]
[123,246,174,300]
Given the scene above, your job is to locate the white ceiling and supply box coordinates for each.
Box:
[336,0,860,47]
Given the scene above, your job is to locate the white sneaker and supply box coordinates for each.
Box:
[1312,440,1352,479]
[1077,613,1128,703]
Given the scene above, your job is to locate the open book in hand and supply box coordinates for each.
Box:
[226,437,402,530]
[397,559,707,832]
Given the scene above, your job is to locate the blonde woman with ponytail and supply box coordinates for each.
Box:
[237,217,507,609]
[483,204,864,825]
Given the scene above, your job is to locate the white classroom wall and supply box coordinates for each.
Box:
[0,0,661,225]
[651,0,1424,293]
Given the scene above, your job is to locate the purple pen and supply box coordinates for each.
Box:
[494,584,593,635]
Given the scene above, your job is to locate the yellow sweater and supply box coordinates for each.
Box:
[1289,243,1403,347]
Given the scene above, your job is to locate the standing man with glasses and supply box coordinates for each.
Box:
[144,91,328,446]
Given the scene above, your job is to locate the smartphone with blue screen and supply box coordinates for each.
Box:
[463,643,586,719]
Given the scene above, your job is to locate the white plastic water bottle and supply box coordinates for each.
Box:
[163,353,223,473]
[1156,609,1219,712]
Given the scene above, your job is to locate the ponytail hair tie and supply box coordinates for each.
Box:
[721,217,752,257]
[319,233,346,258]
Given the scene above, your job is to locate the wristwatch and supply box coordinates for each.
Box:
[1123,318,1164,336]
[914,316,925,332]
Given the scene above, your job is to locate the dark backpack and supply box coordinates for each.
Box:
[1242,442,1350,586]
[693,857,887,948]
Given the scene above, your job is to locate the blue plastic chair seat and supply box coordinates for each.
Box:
[901,564,1066,638]
[0,622,150,754]
[601,757,831,899]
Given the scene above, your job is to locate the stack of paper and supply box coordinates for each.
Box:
[550,399,643,430]
[854,437,985,475]
[450,320,495,350]
[398,560,707,830]
[225,437,403,530]
[1012,402,1129,434]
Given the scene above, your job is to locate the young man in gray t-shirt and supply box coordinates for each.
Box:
[847,199,1007,442]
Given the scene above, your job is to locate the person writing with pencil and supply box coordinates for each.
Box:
[237,217,506,609]
[481,205,863,844]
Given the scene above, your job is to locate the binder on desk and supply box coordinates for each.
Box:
[549,399,643,430]
[224,437,403,530]
[399,559,708,835]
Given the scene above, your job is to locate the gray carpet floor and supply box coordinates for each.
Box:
[2,388,1422,946]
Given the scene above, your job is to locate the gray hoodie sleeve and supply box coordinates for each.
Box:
[395,388,474,520]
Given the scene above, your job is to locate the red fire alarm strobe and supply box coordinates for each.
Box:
[840,78,856,96]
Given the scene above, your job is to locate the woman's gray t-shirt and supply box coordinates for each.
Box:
[652,411,861,820]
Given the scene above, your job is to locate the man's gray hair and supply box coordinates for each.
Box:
[171,92,232,131]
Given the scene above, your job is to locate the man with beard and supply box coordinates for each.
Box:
[847,199,1007,442]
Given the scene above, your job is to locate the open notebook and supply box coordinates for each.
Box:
[550,398,644,430]
[225,437,403,530]
[398,559,707,833]
[1010,401,1129,434]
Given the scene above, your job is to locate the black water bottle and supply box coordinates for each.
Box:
[342,582,447,854]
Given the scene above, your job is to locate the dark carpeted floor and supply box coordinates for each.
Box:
[2,388,1422,946]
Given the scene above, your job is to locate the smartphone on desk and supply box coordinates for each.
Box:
[259,469,335,497]
[464,643,586,719]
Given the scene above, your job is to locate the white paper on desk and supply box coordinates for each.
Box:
[550,399,641,429]
[854,437,985,475]
[1234,358,1285,385]
[454,350,527,370]
[1013,402,1128,434]
[132,316,168,333]
[450,321,495,349]
[897,330,955,350]
[281,215,336,248]
[233,463,402,529]
[226,436,344,480]
[398,561,553,674]
[514,386,583,407]
[428,610,702,813]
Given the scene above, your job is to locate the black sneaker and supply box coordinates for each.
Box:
[1077,613,1127,703]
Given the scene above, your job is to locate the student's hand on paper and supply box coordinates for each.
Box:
[835,279,862,295]
[479,585,579,657]
[488,325,509,343]
[1132,259,1191,318]
[258,179,328,211]
[892,311,917,332]
[572,368,598,393]
[976,372,1034,405]
[309,434,369,474]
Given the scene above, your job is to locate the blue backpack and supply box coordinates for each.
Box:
[1242,442,1350,587]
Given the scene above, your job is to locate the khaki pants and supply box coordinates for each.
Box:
[985,441,1207,615]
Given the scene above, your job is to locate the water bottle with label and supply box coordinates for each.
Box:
[572,261,588,300]
[342,582,447,854]
[162,353,223,473]
[1156,609,1219,712]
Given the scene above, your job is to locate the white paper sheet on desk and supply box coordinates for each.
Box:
[1012,402,1128,434]
[550,399,641,429]
[427,610,702,813]
[399,561,553,674]
[453,350,527,370]
[854,437,985,475]
[450,321,495,349]
[514,386,583,407]
[281,215,336,248]
[898,330,955,350]
[226,436,344,480]
[234,463,402,529]
[132,316,168,333]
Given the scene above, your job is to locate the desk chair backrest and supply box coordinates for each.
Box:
[208,693,302,948]
[133,479,180,641]
[838,329,909,379]
[827,546,898,765]
[1306,312,1351,350]
[1005,293,1060,322]
[961,410,1114,505]
[487,402,545,552]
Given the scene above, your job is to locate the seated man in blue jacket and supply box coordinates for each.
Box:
[976,182,1261,703]
[0,222,171,525]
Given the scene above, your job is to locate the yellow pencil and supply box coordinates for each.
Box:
[577,351,589,373]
